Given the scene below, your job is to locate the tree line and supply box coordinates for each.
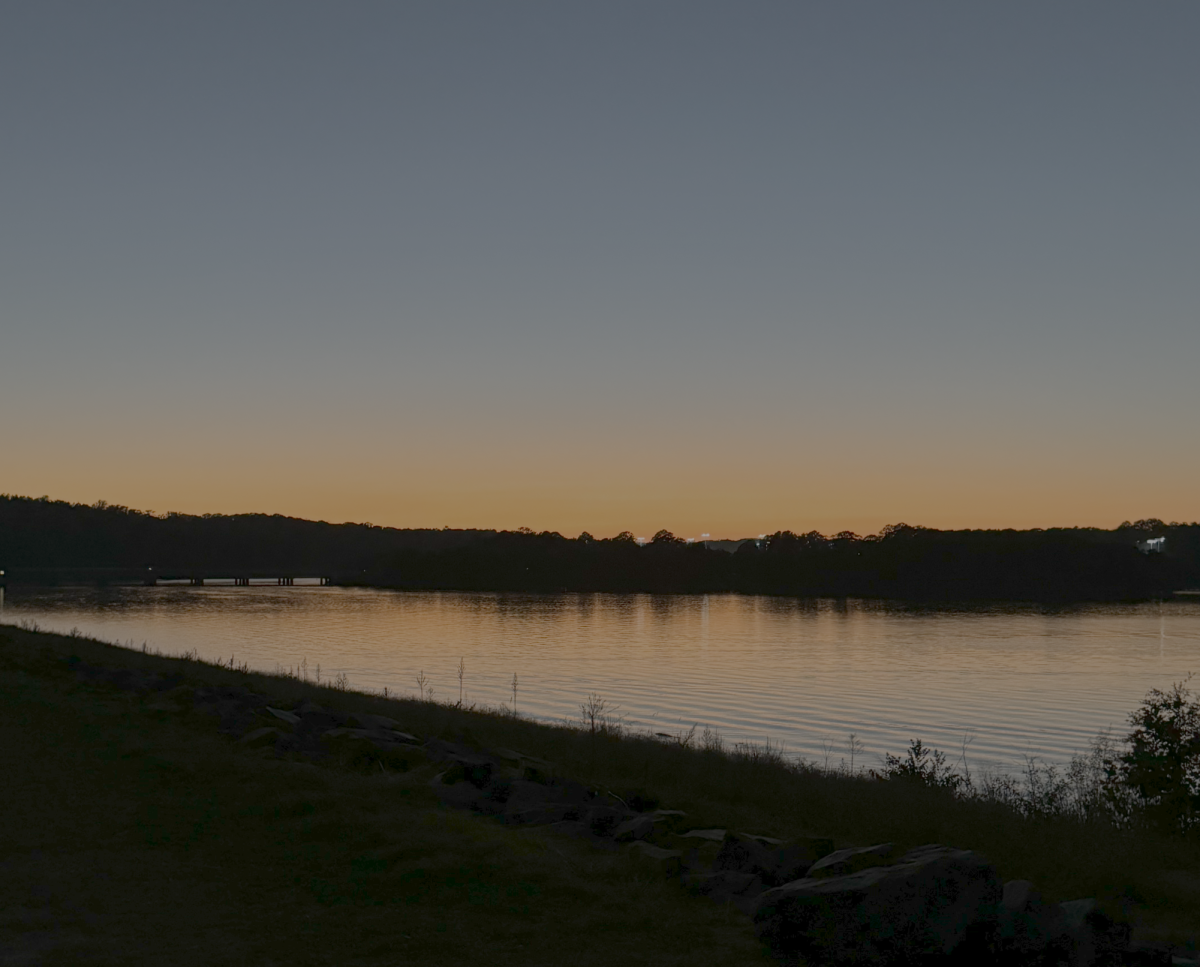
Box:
[361,521,1196,601]
[2,494,1194,601]
[0,494,486,576]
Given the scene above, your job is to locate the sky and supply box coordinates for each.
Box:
[2,1,1197,538]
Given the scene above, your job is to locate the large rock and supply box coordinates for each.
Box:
[439,753,497,789]
[347,711,401,732]
[611,815,655,842]
[996,879,1064,964]
[806,842,896,878]
[677,828,726,842]
[584,803,628,837]
[320,726,377,740]
[320,730,428,772]
[773,842,832,885]
[503,780,572,825]
[493,778,598,827]
[1054,898,1132,967]
[265,706,300,726]
[714,833,783,879]
[712,833,827,886]
[295,709,346,735]
[687,870,768,915]
[272,732,325,758]
[504,779,553,805]
[342,712,420,744]
[494,748,556,783]
[647,810,690,834]
[753,845,1001,966]
[742,832,784,845]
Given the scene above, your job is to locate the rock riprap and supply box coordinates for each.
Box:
[754,844,1001,965]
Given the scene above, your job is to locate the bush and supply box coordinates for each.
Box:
[878,739,966,792]
[1114,676,1200,834]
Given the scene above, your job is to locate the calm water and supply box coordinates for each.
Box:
[4,585,1199,774]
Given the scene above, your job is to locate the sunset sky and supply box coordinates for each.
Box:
[2,2,1197,538]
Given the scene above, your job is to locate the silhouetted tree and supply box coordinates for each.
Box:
[1116,677,1200,834]
[2,493,1197,601]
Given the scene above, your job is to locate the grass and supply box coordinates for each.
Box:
[2,624,1199,963]
[0,626,772,966]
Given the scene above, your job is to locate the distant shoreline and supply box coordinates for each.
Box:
[3,494,1196,605]
[5,574,1198,606]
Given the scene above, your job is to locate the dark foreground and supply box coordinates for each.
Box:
[2,625,1199,965]
[0,628,766,966]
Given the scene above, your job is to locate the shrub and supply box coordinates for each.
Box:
[1114,676,1200,834]
[879,739,966,792]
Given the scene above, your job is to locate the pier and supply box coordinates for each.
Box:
[157,575,331,587]
[0,568,333,588]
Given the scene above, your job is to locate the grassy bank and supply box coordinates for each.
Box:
[2,626,1198,964]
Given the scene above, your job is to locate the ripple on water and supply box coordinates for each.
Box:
[4,587,1199,773]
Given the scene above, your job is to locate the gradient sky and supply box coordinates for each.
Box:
[2,2,1197,538]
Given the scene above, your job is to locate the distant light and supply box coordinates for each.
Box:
[701,533,710,538]
[758,534,766,539]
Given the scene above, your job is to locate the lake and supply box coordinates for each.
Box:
[4,585,1198,775]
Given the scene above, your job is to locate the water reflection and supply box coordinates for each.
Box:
[3,585,1199,775]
